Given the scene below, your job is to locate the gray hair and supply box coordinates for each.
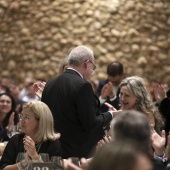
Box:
[67,45,94,66]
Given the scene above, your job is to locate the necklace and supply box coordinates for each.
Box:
[24,143,42,153]
[35,143,42,153]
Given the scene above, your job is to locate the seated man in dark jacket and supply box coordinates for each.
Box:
[96,61,125,112]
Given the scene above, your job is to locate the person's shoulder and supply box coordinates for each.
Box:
[44,139,61,148]
[161,97,170,104]
[46,76,58,84]
[152,158,166,170]
[11,133,24,140]
[7,134,24,145]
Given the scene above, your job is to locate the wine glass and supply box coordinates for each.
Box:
[51,156,63,170]
[70,157,80,167]
[39,153,50,162]
[16,152,29,170]
[7,124,20,138]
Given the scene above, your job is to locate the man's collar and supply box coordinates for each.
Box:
[66,68,83,78]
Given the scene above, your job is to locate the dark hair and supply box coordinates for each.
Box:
[0,93,18,127]
[107,61,124,77]
[167,90,170,98]
[87,140,151,170]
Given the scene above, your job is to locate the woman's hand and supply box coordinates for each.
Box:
[33,81,46,99]
[6,112,15,130]
[96,135,112,151]
[150,124,166,156]
[63,158,82,170]
[153,83,167,103]
[23,135,39,160]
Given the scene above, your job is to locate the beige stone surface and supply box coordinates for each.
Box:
[0,0,170,87]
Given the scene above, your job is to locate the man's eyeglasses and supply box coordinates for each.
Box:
[85,60,97,70]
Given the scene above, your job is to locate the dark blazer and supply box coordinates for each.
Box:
[159,96,170,135]
[96,79,121,112]
[152,158,166,170]
[41,69,112,158]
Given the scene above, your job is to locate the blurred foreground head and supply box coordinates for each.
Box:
[88,140,152,170]
[111,110,151,152]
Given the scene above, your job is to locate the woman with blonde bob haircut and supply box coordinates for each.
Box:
[0,101,62,170]
[25,101,60,142]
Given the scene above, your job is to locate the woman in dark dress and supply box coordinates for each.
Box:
[0,101,62,170]
[0,93,19,142]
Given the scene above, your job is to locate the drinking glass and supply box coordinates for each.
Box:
[7,124,20,138]
[16,152,26,162]
[70,157,80,167]
[51,156,63,170]
[39,153,50,162]
[16,152,29,170]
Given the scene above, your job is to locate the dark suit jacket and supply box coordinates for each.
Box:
[159,97,170,135]
[96,79,120,112]
[152,158,166,170]
[41,69,112,158]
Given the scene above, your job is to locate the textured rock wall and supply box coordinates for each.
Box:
[0,0,170,86]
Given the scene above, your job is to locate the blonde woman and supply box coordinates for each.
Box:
[106,76,164,132]
[0,101,62,170]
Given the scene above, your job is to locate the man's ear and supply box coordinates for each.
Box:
[84,60,88,69]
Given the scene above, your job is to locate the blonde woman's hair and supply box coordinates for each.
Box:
[119,76,164,130]
[23,101,60,143]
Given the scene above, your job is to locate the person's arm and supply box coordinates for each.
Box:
[3,164,18,170]
[99,96,107,105]
[0,135,22,170]
[64,158,82,170]
[76,83,112,130]
[33,82,46,99]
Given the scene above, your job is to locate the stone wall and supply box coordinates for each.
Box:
[0,0,170,87]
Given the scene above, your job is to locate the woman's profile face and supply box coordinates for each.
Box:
[0,95,12,114]
[20,108,39,137]
[119,86,137,110]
